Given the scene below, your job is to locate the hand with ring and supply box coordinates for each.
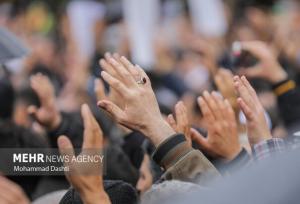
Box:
[97,54,175,147]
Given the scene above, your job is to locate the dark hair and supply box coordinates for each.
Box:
[0,77,15,119]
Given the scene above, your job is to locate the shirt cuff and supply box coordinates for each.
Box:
[152,134,192,169]
[252,138,286,161]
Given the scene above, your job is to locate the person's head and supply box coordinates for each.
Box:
[0,77,15,120]
[136,154,153,195]
[60,180,138,204]
[13,87,40,127]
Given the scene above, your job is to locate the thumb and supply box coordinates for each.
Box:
[94,78,106,101]
[28,105,38,119]
[97,100,125,123]
[239,65,262,78]
[57,136,74,168]
[167,114,177,131]
[190,128,209,150]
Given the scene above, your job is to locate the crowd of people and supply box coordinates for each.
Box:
[1,0,300,203]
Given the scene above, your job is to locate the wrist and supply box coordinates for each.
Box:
[142,117,176,147]
[268,66,288,84]
[224,145,242,161]
[249,133,272,146]
[47,113,62,131]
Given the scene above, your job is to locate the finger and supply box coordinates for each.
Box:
[99,58,118,78]
[97,100,126,125]
[224,99,236,123]
[30,74,55,110]
[239,65,262,78]
[135,65,151,87]
[240,76,258,99]
[57,135,75,168]
[178,102,191,143]
[112,52,122,63]
[0,177,27,203]
[190,128,209,150]
[120,56,140,78]
[81,104,103,149]
[107,57,136,86]
[224,99,237,134]
[211,91,227,120]
[197,96,215,123]
[175,101,188,131]
[237,97,254,120]
[214,74,223,90]
[94,78,106,101]
[27,105,38,118]
[233,76,253,107]
[101,71,128,97]
[203,91,222,120]
[0,191,15,204]
[240,41,266,60]
[167,114,177,132]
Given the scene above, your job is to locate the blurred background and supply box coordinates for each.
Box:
[1,0,300,200]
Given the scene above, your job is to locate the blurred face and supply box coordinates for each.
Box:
[136,154,153,195]
[246,7,272,36]
[13,102,31,128]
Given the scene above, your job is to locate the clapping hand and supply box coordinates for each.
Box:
[238,41,287,83]
[233,75,272,146]
[214,68,238,112]
[191,91,242,161]
[0,176,29,204]
[29,73,61,130]
[58,104,110,204]
[167,101,192,145]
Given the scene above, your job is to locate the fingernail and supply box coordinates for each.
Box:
[203,91,209,97]
[212,91,218,96]
[198,96,204,104]
[99,59,105,64]
[224,99,230,106]
[100,71,107,78]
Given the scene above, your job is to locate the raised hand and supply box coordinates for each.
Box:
[167,101,192,145]
[0,176,29,204]
[233,75,272,146]
[96,53,134,109]
[97,54,175,146]
[214,68,238,112]
[238,41,287,83]
[29,73,61,130]
[191,91,241,161]
[58,104,110,204]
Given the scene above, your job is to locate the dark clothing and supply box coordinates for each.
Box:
[60,180,138,204]
[48,106,114,148]
[272,78,300,132]
[213,148,251,175]
[0,120,48,199]
[152,134,220,185]
[48,108,139,186]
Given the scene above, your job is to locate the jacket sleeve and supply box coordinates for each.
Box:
[152,134,220,185]
[272,78,300,129]
[47,112,84,148]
